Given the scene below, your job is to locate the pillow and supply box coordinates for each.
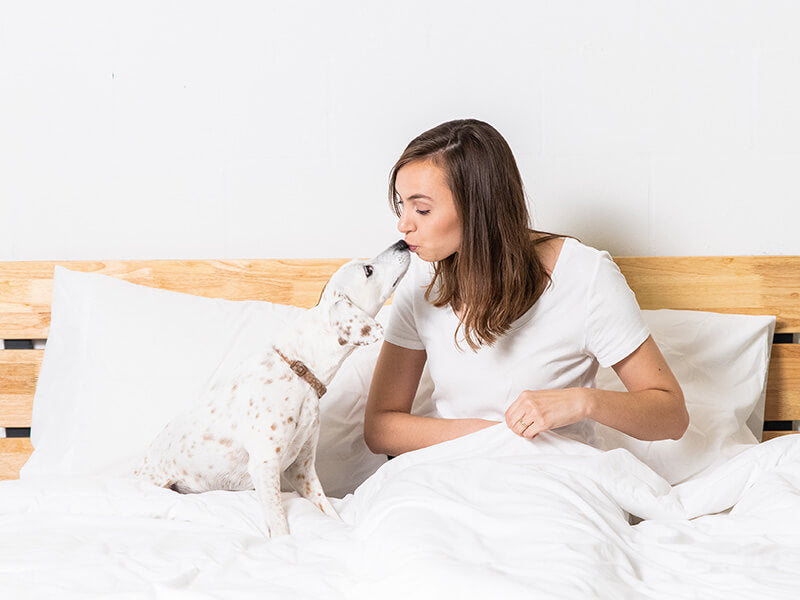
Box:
[593,309,776,484]
[21,266,395,497]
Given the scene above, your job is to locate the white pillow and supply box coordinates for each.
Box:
[593,309,776,484]
[22,266,391,497]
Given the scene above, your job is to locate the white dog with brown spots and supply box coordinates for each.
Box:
[134,240,410,537]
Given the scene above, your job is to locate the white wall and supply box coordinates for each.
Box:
[0,0,797,260]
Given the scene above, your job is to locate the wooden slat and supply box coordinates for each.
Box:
[3,256,798,338]
[765,344,800,421]
[617,255,800,334]
[0,259,349,338]
[762,430,799,441]
[0,438,33,481]
[0,349,43,428]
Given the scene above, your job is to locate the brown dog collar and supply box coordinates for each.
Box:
[273,347,327,399]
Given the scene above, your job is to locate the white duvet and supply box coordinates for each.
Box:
[2,425,799,599]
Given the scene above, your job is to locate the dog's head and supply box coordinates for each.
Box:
[319,240,411,347]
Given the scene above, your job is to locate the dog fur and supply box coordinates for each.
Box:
[134,240,410,537]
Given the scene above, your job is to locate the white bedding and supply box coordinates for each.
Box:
[2,425,800,599]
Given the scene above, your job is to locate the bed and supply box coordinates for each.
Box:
[1,254,799,599]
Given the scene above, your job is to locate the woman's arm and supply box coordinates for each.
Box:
[364,341,497,456]
[589,334,689,440]
[505,335,689,441]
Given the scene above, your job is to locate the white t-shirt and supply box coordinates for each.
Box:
[383,237,650,442]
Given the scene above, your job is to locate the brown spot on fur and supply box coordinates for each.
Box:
[287,417,293,423]
[275,447,281,453]
[249,399,254,406]
[270,423,276,430]
[232,383,238,391]
[202,434,214,441]
[361,324,371,336]
[297,474,305,480]
[338,337,347,346]
[218,438,233,447]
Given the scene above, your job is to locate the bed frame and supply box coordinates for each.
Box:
[1,256,799,480]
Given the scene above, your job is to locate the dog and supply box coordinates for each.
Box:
[134,240,410,537]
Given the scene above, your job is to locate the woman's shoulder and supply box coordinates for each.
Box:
[532,234,606,277]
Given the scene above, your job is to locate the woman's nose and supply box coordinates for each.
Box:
[397,211,414,234]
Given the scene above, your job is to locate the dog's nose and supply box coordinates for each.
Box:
[393,240,409,251]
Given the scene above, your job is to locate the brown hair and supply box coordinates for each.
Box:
[388,118,574,351]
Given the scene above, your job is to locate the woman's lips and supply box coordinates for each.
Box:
[407,245,418,252]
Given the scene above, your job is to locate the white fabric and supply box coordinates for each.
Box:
[22,266,388,497]
[384,238,650,441]
[594,309,776,484]
[2,426,800,598]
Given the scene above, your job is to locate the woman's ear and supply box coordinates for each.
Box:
[329,295,383,346]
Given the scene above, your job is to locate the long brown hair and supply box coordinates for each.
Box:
[388,118,573,351]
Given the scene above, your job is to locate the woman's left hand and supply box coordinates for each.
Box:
[504,388,591,439]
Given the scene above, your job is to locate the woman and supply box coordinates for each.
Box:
[364,119,688,457]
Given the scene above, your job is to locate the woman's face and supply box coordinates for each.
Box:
[395,159,462,262]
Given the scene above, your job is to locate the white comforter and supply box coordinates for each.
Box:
[2,425,799,599]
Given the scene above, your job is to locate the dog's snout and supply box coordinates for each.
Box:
[392,239,409,252]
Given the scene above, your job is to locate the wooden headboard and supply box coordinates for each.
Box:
[1,256,799,480]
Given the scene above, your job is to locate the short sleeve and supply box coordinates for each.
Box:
[383,261,426,350]
[584,251,650,368]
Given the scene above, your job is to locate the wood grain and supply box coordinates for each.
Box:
[0,350,43,428]
[765,344,800,421]
[616,255,800,334]
[0,438,33,481]
[0,259,349,338]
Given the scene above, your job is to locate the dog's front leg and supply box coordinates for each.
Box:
[247,457,289,537]
[285,439,340,520]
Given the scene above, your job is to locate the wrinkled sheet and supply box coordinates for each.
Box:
[2,425,799,599]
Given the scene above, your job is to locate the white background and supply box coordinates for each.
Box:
[1,0,798,260]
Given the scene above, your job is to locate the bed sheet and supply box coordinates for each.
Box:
[1,425,799,599]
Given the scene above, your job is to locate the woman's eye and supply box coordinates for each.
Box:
[416,209,430,215]
[364,265,374,278]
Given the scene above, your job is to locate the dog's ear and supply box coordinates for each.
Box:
[329,295,383,347]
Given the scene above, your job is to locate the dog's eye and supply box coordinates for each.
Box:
[364,265,374,278]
